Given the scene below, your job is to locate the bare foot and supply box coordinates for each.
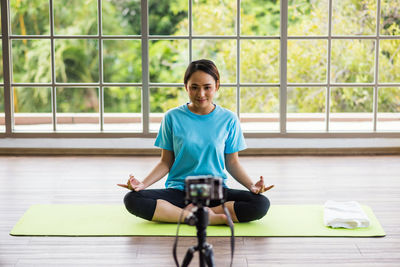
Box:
[185,203,195,212]
[184,205,228,225]
[208,208,228,225]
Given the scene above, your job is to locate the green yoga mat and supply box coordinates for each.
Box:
[10,204,385,237]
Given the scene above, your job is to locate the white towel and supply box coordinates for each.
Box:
[324,200,370,229]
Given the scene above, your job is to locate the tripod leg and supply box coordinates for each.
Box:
[181,246,196,267]
[203,243,215,267]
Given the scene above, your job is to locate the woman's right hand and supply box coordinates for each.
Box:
[117,174,146,191]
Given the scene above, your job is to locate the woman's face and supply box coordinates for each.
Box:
[185,70,219,112]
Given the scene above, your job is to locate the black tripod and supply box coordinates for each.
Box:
[181,206,215,267]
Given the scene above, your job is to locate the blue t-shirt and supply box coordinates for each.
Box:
[154,104,247,191]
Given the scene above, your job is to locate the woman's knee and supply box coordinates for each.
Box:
[235,194,270,222]
[123,191,156,221]
[256,194,270,217]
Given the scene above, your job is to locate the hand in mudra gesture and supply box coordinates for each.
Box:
[250,176,274,194]
[117,174,146,191]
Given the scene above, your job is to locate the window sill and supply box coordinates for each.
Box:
[0,137,399,155]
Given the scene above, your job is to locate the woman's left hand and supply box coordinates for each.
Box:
[117,174,146,191]
[250,176,274,194]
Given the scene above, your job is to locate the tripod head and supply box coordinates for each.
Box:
[185,176,224,208]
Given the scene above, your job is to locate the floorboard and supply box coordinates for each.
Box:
[1,155,399,266]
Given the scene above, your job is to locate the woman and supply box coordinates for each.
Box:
[118,59,273,225]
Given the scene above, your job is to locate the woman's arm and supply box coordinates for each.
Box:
[225,152,274,194]
[140,149,175,188]
[118,149,174,190]
[225,152,254,190]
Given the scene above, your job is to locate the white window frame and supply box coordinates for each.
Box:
[0,0,399,138]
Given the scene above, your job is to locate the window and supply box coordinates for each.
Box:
[0,7,4,132]
[1,0,399,137]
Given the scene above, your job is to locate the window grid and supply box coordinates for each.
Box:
[0,0,399,138]
[326,0,333,132]
[98,0,104,132]
[0,0,12,135]
[280,0,288,133]
[236,0,241,117]
[49,0,56,131]
[141,0,149,134]
[188,0,192,63]
[373,0,382,132]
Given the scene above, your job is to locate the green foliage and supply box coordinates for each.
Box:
[103,0,141,35]
[379,40,400,83]
[214,87,237,113]
[331,39,375,83]
[332,0,376,35]
[380,0,400,35]
[193,40,237,83]
[104,87,141,113]
[241,0,280,36]
[331,88,373,113]
[4,0,400,123]
[241,40,280,83]
[14,87,51,113]
[0,88,4,112]
[0,43,3,83]
[54,0,98,35]
[57,88,99,113]
[103,40,142,83]
[287,87,325,113]
[10,0,50,35]
[288,0,328,36]
[149,0,187,35]
[193,0,236,35]
[288,40,327,83]
[55,39,99,83]
[149,40,187,83]
[12,39,51,83]
[241,88,279,113]
[150,87,187,113]
[378,88,400,112]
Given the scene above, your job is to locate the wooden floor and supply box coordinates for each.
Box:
[1,155,399,266]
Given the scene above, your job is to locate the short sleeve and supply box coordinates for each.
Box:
[224,115,247,154]
[154,113,174,151]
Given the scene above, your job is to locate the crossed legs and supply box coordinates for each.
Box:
[123,188,270,225]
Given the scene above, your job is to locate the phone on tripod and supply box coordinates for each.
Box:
[185,175,224,207]
[172,176,234,267]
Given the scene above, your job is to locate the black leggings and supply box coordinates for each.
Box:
[123,188,270,222]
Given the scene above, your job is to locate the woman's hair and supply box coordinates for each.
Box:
[184,59,220,86]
